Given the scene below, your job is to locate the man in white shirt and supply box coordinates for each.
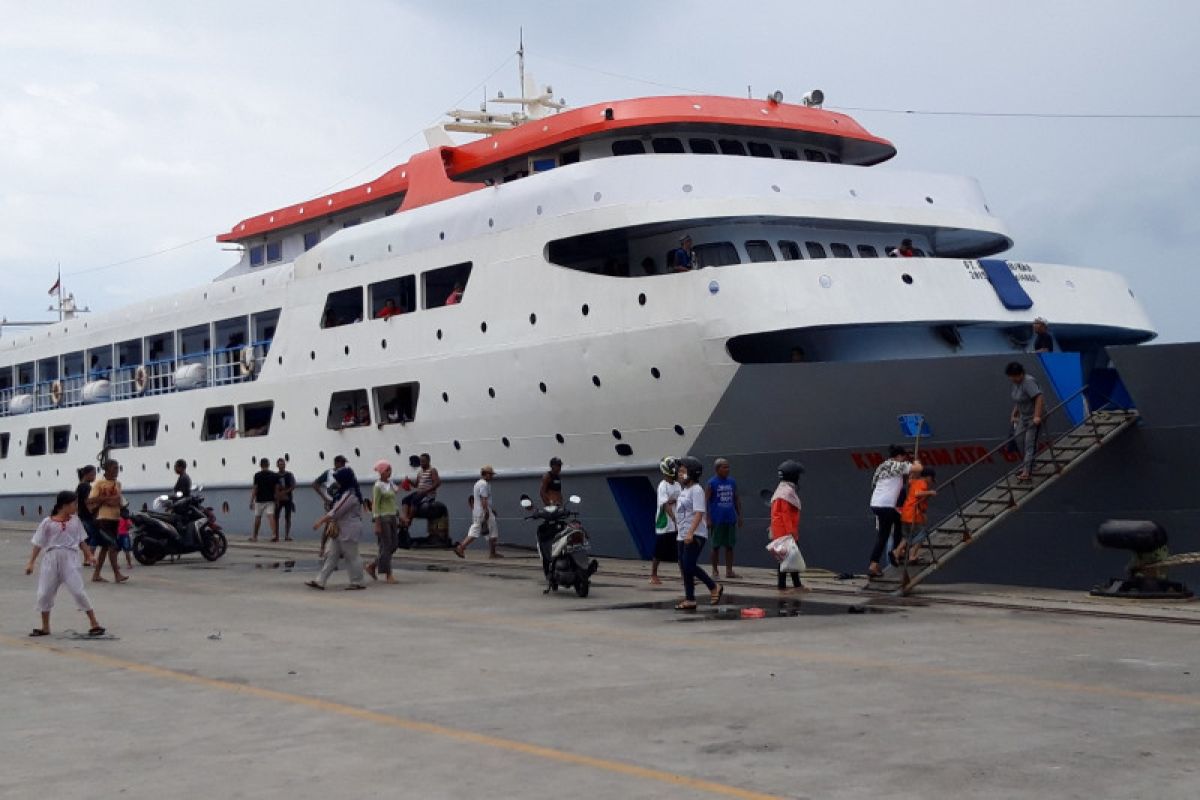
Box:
[867,446,923,577]
[455,466,500,559]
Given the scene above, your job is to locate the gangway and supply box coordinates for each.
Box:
[864,389,1139,596]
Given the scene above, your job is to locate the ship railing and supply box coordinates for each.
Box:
[0,385,15,416]
[112,367,138,400]
[906,384,1127,568]
[34,380,58,412]
[60,376,85,407]
[144,358,177,396]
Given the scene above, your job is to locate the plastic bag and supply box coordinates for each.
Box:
[766,536,805,572]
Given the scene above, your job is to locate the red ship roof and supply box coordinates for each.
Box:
[217,95,894,245]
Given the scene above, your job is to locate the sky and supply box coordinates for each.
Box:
[2,0,1198,340]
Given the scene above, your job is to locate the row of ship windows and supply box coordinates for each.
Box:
[611,137,842,163]
[247,219,365,268]
[320,262,472,328]
[692,238,927,267]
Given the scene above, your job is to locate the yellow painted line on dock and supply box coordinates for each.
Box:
[0,633,785,800]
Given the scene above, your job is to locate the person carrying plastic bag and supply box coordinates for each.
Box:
[766,460,807,593]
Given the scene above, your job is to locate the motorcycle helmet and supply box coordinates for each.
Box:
[679,456,703,483]
[777,459,805,483]
[151,495,171,513]
[658,456,679,477]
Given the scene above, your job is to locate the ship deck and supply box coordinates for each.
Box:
[3,523,1197,799]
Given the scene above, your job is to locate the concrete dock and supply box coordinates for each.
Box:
[2,522,1198,799]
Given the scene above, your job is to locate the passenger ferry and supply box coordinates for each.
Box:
[2,70,1195,588]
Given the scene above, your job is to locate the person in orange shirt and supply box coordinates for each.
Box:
[769,460,805,593]
[896,468,937,565]
[376,298,402,320]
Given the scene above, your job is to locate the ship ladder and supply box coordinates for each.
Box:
[864,389,1140,596]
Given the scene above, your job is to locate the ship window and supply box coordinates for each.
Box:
[249,245,265,267]
[422,262,472,310]
[37,357,58,384]
[560,149,580,165]
[202,406,236,441]
[829,153,843,164]
[745,240,776,263]
[857,244,879,258]
[178,324,210,365]
[913,247,928,257]
[804,149,828,162]
[342,218,361,228]
[87,346,113,379]
[693,242,741,267]
[718,139,747,156]
[104,418,130,450]
[0,433,8,458]
[17,362,34,388]
[805,241,828,259]
[688,138,718,154]
[303,231,321,251]
[134,414,159,447]
[50,424,71,454]
[0,369,11,392]
[251,309,280,361]
[240,401,273,437]
[747,141,775,158]
[778,240,802,260]
[146,333,174,365]
[116,339,142,370]
[830,243,854,258]
[611,139,646,156]
[327,389,370,430]
[779,148,800,161]
[651,137,684,154]
[26,428,47,457]
[266,241,283,263]
[531,156,556,173]
[321,287,363,328]
[370,275,417,318]
[373,382,420,425]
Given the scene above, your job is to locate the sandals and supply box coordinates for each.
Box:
[29,629,49,637]
[88,626,106,636]
[675,601,697,611]
[304,580,325,590]
[364,563,378,581]
[710,584,725,606]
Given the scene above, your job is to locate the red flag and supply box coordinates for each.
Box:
[48,277,61,296]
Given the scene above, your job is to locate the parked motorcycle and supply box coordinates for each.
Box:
[520,495,598,597]
[130,486,227,565]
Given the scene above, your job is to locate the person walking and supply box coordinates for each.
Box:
[649,456,680,586]
[249,458,279,541]
[867,446,923,578]
[706,457,742,579]
[76,465,103,560]
[674,457,722,610]
[769,460,806,593]
[274,458,296,541]
[305,468,367,590]
[454,466,501,559]
[311,455,348,557]
[365,460,400,583]
[899,468,938,565]
[87,459,128,583]
[1006,362,1045,481]
[26,491,105,637]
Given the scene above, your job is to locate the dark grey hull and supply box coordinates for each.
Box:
[4,344,1197,591]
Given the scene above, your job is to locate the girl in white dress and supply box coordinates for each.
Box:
[25,491,106,637]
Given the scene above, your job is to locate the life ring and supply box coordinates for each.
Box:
[239,347,256,376]
[49,380,63,406]
[133,366,149,395]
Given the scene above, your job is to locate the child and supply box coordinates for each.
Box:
[706,458,741,579]
[897,468,937,565]
[650,457,680,585]
[117,516,134,569]
[769,460,806,593]
[25,491,106,637]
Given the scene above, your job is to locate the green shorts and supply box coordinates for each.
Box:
[710,523,737,548]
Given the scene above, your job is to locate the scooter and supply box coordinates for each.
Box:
[521,495,598,597]
[130,486,227,565]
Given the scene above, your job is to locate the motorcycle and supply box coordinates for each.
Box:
[130,486,227,565]
[520,494,598,597]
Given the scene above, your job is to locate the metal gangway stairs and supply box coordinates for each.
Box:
[864,390,1139,596]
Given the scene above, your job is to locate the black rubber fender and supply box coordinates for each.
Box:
[1096,520,1167,553]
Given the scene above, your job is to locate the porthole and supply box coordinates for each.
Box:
[650,367,661,379]
[480,321,488,333]
[344,345,350,355]
[280,411,286,420]
[453,440,461,450]
[141,464,146,471]
[538,381,547,393]
[222,501,230,514]
[529,313,537,325]
[674,424,685,436]
[536,205,543,215]
[555,433,565,444]
[354,448,361,457]
[251,456,256,465]
[488,218,494,228]
[436,329,443,340]
[501,437,511,448]
[285,453,290,461]
[349,254,355,262]
[591,375,601,387]
[488,387,496,398]
[317,262,323,270]
[319,450,325,461]
[901,274,914,285]
[593,191,602,202]
[439,231,445,240]
[192,460,197,468]
[615,443,633,457]
[164,424,169,432]
[387,244,392,253]
[310,351,316,360]
[611,429,622,440]
[313,407,319,416]
[381,339,387,349]
[394,445,401,454]
[637,293,646,306]
[771,184,780,193]
[682,184,693,193]
[442,392,449,403]
[221,458,226,466]
[581,303,590,316]
[925,196,934,204]
[278,356,283,366]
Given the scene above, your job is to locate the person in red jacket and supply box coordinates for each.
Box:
[769,460,806,593]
